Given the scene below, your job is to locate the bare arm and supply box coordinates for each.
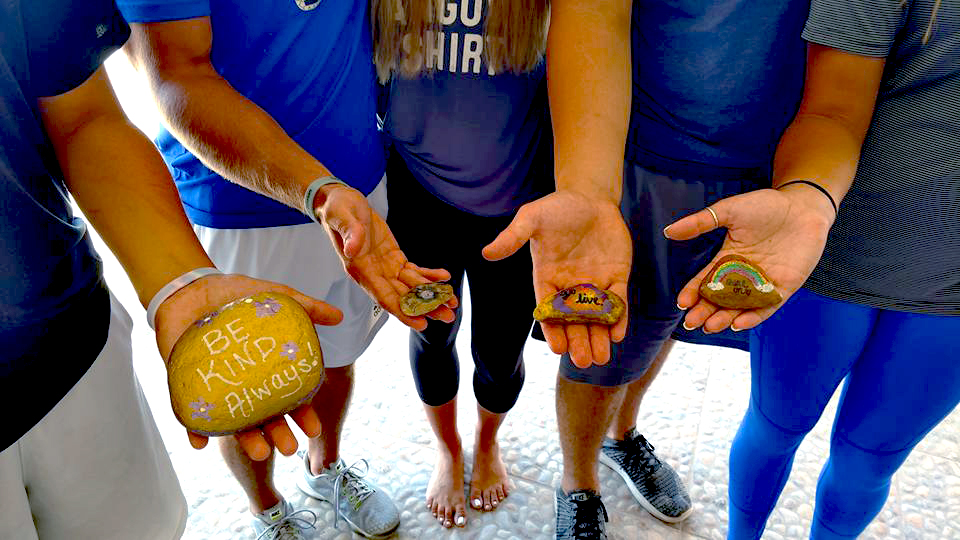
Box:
[124,18,333,212]
[38,66,344,459]
[123,18,455,330]
[667,44,886,332]
[483,0,632,367]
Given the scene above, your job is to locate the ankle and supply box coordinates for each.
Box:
[606,425,636,441]
[250,492,284,515]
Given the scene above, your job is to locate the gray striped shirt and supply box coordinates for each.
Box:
[802,0,960,315]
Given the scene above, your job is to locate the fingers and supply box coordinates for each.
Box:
[235,430,272,461]
[481,207,536,262]
[565,324,593,368]
[288,294,344,327]
[187,431,208,450]
[663,205,723,241]
[609,283,629,343]
[262,418,299,456]
[539,322,568,356]
[289,404,321,438]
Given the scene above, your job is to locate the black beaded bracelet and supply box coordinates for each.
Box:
[776,179,838,216]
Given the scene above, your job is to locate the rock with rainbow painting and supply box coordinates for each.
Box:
[698,254,783,309]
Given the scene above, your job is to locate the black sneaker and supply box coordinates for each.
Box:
[555,488,608,540]
[599,428,692,523]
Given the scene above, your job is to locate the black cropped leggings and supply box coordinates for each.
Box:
[385,153,534,413]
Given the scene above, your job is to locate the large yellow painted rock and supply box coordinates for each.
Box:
[167,292,324,436]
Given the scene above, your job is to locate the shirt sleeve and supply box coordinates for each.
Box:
[116,0,211,24]
[802,0,909,57]
[25,0,131,97]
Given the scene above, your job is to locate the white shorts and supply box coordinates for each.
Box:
[0,294,187,540]
[194,178,389,369]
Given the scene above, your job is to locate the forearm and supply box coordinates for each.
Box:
[149,71,329,212]
[771,112,862,222]
[547,0,631,203]
[60,115,215,307]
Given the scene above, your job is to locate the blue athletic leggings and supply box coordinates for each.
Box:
[728,288,960,539]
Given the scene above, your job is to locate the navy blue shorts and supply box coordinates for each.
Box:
[558,163,760,387]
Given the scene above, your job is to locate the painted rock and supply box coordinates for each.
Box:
[400,283,454,316]
[533,284,625,325]
[167,292,324,436]
[699,255,782,309]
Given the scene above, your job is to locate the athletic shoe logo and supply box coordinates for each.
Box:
[295,0,321,10]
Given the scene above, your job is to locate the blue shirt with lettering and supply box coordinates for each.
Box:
[117,0,386,228]
[382,0,552,217]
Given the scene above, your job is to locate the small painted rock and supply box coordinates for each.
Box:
[400,283,455,316]
[533,284,625,325]
[698,255,782,309]
[167,292,324,436]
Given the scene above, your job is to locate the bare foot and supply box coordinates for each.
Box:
[426,447,467,528]
[469,438,510,512]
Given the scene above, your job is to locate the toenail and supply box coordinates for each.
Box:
[492,500,498,507]
[473,498,482,508]
[455,516,465,526]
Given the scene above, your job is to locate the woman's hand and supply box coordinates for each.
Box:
[665,185,835,333]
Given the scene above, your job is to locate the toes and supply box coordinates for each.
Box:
[441,506,454,528]
[470,494,483,510]
[454,506,467,528]
[482,491,493,511]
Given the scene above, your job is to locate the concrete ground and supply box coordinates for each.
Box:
[98,54,959,540]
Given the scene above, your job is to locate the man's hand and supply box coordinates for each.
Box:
[483,191,631,368]
[665,186,835,333]
[153,273,344,461]
[316,185,457,331]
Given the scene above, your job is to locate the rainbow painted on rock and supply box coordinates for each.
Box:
[706,259,775,293]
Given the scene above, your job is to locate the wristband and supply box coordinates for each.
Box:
[776,179,838,216]
[303,175,349,224]
[146,267,222,330]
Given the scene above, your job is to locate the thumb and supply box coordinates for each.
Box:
[325,211,366,259]
[482,206,537,261]
[287,292,344,327]
[663,204,723,241]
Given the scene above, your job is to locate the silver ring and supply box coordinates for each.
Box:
[706,206,720,229]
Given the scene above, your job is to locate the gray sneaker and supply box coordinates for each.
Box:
[251,500,317,540]
[296,452,400,539]
[555,488,608,540]
[599,428,692,523]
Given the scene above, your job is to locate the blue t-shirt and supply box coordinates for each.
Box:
[117,0,386,229]
[1,0,124,451]
[381,3,553,217]
[628,0,810,181]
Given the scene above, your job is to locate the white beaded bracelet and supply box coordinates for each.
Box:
[303,175,349,224]
[146,267,222,330]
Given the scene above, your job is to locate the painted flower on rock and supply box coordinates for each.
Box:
[280,341,299,360]
[190,398,215,421]
[254,297,282,317]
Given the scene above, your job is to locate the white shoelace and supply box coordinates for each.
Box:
[331,459,374,529]
[254,508,317,540]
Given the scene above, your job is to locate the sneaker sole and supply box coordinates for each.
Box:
[598,452,693,524]
[296,476,400,539]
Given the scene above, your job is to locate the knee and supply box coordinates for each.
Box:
[738,399,811,454]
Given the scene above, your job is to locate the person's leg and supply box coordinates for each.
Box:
[810,309,960,539]
[385,154,470,528]
[727,289,875,539]
[16,295,187,540]
[607,339,674,440]
[557,376,627,494]
[194,178,395,537]
[464,208,534,513]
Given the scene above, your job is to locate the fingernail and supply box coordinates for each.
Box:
[677,303,688,311]
[682,321,695,331]
[455,516,466,526]
[731,324,742,332]
[702,327,713,334]
[662,226,673,239]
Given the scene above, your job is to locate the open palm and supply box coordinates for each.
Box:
[484,191,632,367]
[666,188,834,332]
